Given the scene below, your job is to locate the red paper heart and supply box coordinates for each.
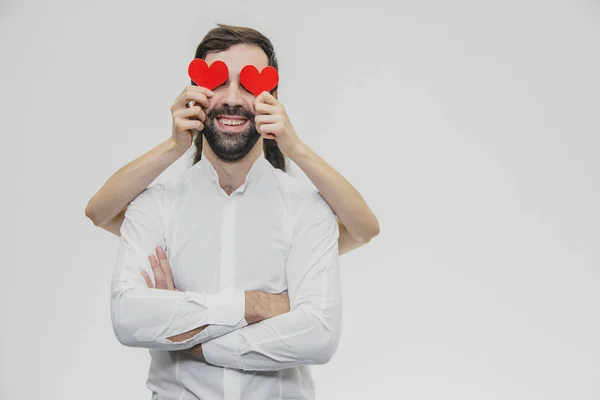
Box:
[188,59,228,90]
[240,65,279,96]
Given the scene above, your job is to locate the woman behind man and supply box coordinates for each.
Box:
[84,95,379,256]
[85,26,379,256]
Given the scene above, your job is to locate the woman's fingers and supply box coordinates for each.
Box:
[174,105,206,123]
[172,85,213,111]
[173,118,204,135]
[254,102,277,116]
[255,114,281,139]
[171,87,209,139]
[255,114,281,125]
[255,91,279,106]
[156,247,175,291]
[256,123,279,138]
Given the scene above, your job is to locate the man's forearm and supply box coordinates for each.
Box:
[244,290,289,324]
[165,290,289,343]
[181,290,290,360]
[111,285,247,350]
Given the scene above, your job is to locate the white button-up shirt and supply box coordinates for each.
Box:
[110,152,343,400]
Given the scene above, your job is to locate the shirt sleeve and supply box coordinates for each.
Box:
[202,193,343,371]
[110,183,249,351]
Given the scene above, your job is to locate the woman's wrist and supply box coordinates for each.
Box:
[287,140,311,163]
[166,137,192,156]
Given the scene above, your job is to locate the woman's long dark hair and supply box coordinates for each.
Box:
[190,24,286,172]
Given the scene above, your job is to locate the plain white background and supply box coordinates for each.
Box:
[2,0,599,399]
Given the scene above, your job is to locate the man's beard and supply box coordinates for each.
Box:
[201,104,261,162]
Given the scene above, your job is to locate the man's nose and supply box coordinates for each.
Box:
[223,81,245,108]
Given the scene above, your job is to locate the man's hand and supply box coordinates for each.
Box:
[141,246,181,291]
[140,247,290,362]
[183,291,290,363]
[254,91,304,158]
[186,342,206,362]
[142,247,206,346]
[169,85,214,150]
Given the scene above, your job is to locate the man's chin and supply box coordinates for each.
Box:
[205,131,260,162]
[215,129,246,138]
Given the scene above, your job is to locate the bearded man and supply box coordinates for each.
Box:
[110,24,343,400]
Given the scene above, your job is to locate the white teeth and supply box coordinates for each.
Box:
[219,118,246,126]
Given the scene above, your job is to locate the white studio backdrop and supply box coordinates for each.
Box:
[2,0,599,399]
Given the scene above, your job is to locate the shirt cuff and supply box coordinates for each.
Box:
[200,291,246,326]
[202,328,245,370]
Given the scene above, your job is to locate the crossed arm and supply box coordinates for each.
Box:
[140,249,290,347]
[111,184,342,371]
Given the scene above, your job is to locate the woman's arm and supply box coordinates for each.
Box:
[289,143,380,255]
[254,91,379,256]
[85,137,189,236]
[87,85,379,254]
[85,137,379,255]
[86,85,212,236]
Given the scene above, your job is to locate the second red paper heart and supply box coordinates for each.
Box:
[240,65,279,97]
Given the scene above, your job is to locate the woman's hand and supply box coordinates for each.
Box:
[254,91,304,158]
[170,85,214,150]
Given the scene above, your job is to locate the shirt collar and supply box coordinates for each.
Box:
[192,152,271,194]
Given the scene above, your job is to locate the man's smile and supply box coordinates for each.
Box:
[216,116,250,132]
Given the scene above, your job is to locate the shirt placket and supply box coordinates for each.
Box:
[220,194,242,400]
